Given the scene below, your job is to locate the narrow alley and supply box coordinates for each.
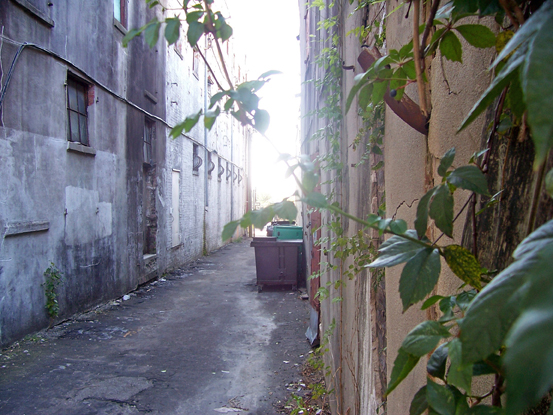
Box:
[0,240,311,415]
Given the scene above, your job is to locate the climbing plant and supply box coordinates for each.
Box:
[128,0,553,413]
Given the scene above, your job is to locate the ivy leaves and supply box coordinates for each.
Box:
[123,1,277,138]
[385,220,553,415]
[123,1,233,48]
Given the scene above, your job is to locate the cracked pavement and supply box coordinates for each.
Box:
[0,239,311,414]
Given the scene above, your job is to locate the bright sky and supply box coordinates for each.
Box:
[226,0,301,205]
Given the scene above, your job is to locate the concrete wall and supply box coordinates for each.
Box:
[0,0,249,347]
[299,1,497,414]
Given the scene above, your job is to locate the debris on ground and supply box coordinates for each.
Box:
[277,350,332,415]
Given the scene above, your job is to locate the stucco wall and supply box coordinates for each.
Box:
[299,0,500,413]
[0,0,249,347]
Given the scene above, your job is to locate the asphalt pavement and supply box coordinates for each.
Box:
[0,239,311,415]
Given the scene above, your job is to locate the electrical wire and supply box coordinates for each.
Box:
[0,42,27,108]
[0,34,241,168]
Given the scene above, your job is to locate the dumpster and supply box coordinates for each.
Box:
[250,238,303,292]
[273,225,303,240]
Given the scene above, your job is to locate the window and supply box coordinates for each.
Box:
[192,48,200,79]
[66,76,90,146]
[114,0,127,28]
[144,119,155,165]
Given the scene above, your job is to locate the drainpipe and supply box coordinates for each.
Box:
[203,36,209,255]
[230,117,234,222]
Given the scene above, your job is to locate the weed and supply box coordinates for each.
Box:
[43,262,62,323]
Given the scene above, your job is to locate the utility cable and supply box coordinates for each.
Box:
[0,34,241,168]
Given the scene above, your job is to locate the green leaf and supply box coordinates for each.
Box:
[303,192,328,208]
[545,168,553,198]
[439,297,456,323]
[454,290,476,312]
[273,201,298,222]
[421,295,445,310]
[440,31,463,63]
[460,220,553,363]
[144,20,161,47]
[438,148,456,177]
[302,171,319,193]
[410,386,429,415]
[399,40,414,58]
[454,24,496,48]
[513,219,553,260]
[427,343,449,379]
[429,185,454,238]
[346,71,371,114]
[400,248,441,311]
[469,405,505,414]
[224,98,235,112]
[458,46,526,132]
[402,320,450,357]
[447,165,489,195]
[472,354,501,376]
[253,109,270,134]
[504,306,553,415]
[522,10,553,168]
[447,339,472,393]
[186,10,203,24]
[372,81,388,105]
[258,70,282,80]
[209,91,226,108]
[415,188,435,239]
[390,219,408,235]
[427,27,447,56]
[491,0,553,69]
[427,379,456,415]
[122,28,143,47]
[477,0,502,16]
[358,83,373,111]
[222,220,239,241]
[164,17,181,45]
[443,245,482,290]
[386,347,420,396]
[170,110,202,138]
[401,61,416,82]
[187,20,204,47]
[217,21,233,42]
[368,230,428,268]
[204,106,220,130]
[505,71,525,119]
[250,207,275,229]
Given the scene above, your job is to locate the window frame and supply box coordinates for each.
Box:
[113,0,128,29]
[192,47,200,79]
[143,118,156,165]
[66,75,90,147]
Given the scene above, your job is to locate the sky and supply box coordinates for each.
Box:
[226,0,302,204]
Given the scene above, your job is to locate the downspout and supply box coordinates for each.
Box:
[203,36,209,255]
[230,118,234,222]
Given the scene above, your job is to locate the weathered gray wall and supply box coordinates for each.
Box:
[0,0,248,347]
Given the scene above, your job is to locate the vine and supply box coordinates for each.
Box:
[128,0,553,413]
